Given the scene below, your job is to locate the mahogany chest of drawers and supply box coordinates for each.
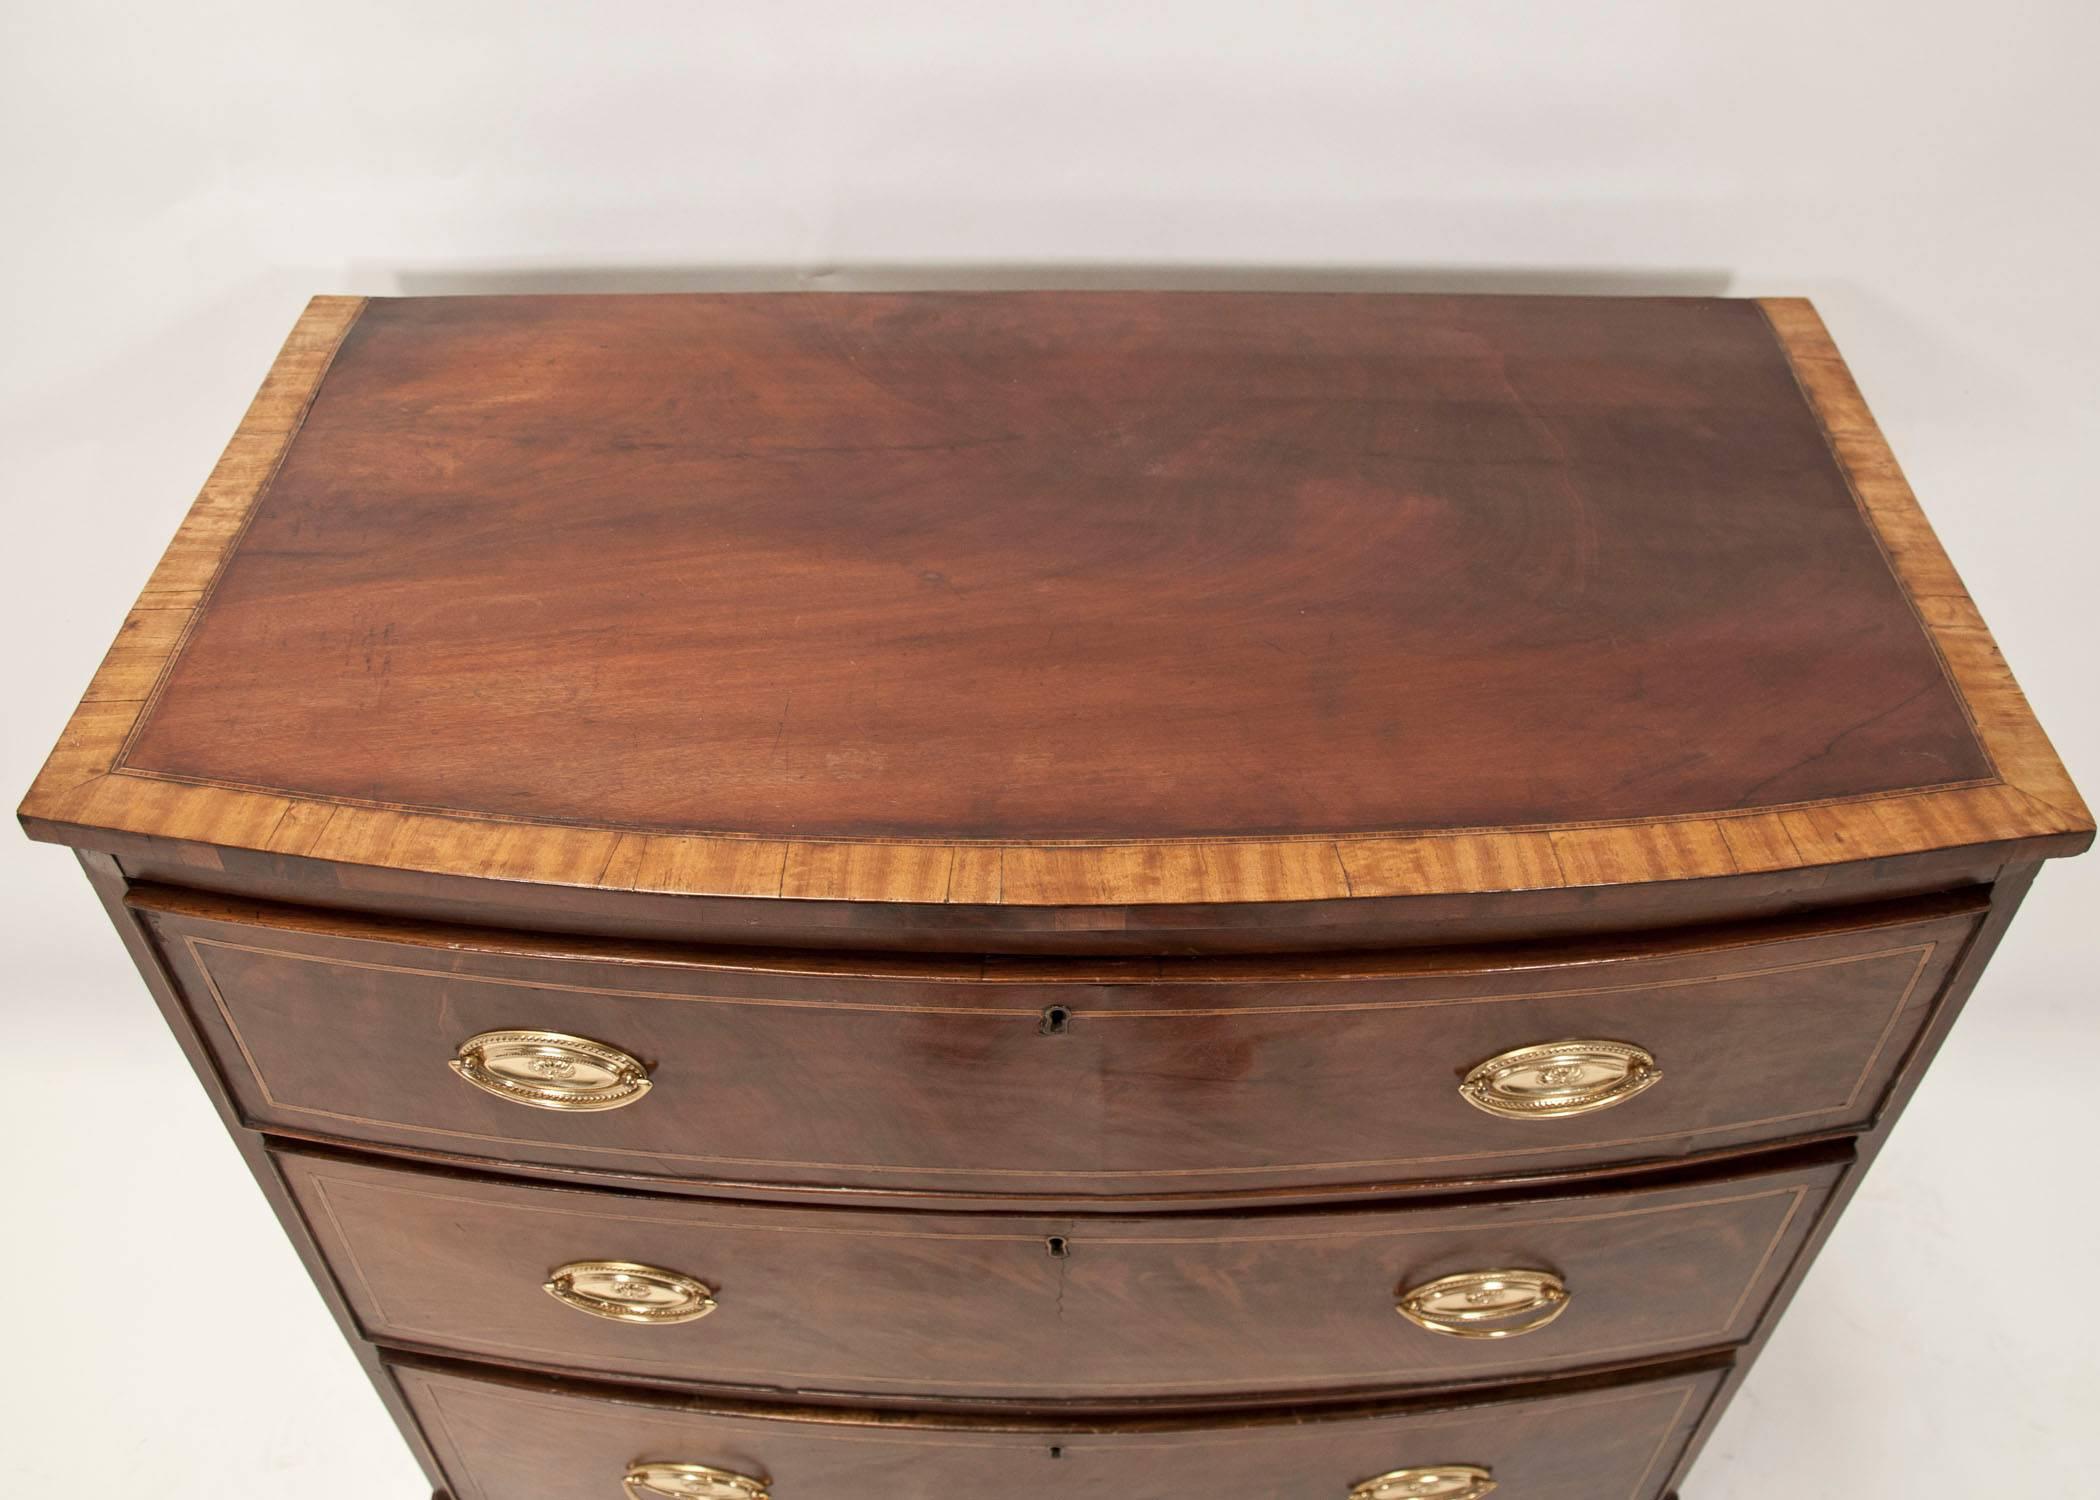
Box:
[21,291,2088,1499]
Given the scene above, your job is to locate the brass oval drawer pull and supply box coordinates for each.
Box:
[1350,1466,1497,1500]
[623,1462,770,1500]
[1396,1268,1569,1339]
[547,1261,717,1325]
[450,1029,652,1112]
[1458,1038,1660,1120]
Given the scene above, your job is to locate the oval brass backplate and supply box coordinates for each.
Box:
[546,1261,717,1325]
[1396,1268,1570,1339]
[623,1462,770,1500]
[449,1028,652,1112]
[1458,1039,1660,1120]
[1349,1465,1498,1500]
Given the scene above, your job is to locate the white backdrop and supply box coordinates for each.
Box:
[3,3,2095,1495]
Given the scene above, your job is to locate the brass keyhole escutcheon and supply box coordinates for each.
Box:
[1396,1268,1570,1339]
[1458,1039,1660,1120]
[450,1029,653,1112]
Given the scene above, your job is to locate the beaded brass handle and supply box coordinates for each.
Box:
[623,1462,770,1500]
[449,1029,652,1112]
[1396,1268,1569,1339]
[1349,1466,1497,1500]
[545,1260,717,1325]
[1458,1039,1660,1120]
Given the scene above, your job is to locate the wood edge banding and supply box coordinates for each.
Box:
[19,294,367,834]
[18,296,2087,908]
[1757,297,2090,838]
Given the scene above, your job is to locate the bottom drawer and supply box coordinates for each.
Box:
[396,1356,1723,1500]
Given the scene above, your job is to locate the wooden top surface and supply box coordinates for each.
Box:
[21,293,2088,908]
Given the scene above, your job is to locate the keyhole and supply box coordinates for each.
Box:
[1040,1005,1072,1036]
[1046,1235,1070,1258]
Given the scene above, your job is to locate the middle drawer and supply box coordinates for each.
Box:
[281,1146,1840,1404]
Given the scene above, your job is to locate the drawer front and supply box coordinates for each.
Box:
[396,1357,1723,1500]
[285,1147,1839,1401]
[145,889,1976,1201]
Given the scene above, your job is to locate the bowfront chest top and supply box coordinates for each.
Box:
[22,293,2088,1500]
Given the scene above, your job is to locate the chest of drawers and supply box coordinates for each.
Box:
[21,291,2087,1499]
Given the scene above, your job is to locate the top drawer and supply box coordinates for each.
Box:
[138,888,1981,1204]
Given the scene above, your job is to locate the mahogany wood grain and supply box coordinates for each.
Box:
[283,1145,1836,1406]
[391,1353,1725,1500]
[112,295,1996,838]
[15,294,2090,1499]
[145,887,1972,1202]
[19,295,2088,934]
